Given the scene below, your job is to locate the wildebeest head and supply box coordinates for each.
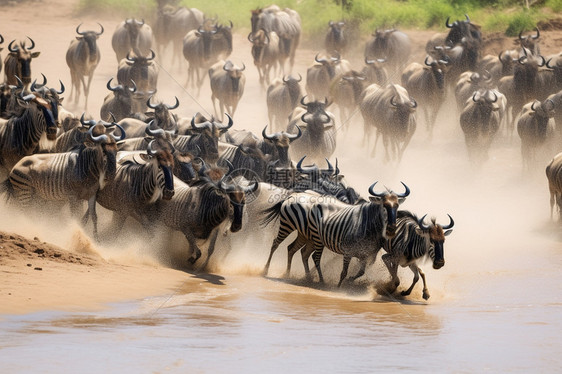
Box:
[219,175,259,233]
[30,73,65,130]
[517,27,540,54]
[314,53,341,79]
[81,113,126,182]
[7,37,40,85]
[147,95,179,133]
[124,18,145,51]
[300,96,333,140]
[445,14,481,46]
[190,112,233,163]
[363,57,388,85]
[529,98,555,119]
[424,56,449,90]
[17,85,59,141]
[223,60,246,92]
[416,214,454,269]
[195,22,219,61]
[368,181,410,238]
[471,89,499,112]
[262,124,301,167]
[75,23,104,55]
[146,138,176,200]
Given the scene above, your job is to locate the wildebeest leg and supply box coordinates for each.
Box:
[84,72,95,111]
[183,229,202,264]
[285,234,307,278]
[201,229,219,270]
[401,264,420,297]
[337,255,352,287]
[78,195,99,240]
[350,258,368,282]
[381,253,400,294]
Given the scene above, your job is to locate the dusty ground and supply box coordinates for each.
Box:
[1,0,562,315]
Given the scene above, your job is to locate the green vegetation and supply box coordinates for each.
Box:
[77,0,560,38]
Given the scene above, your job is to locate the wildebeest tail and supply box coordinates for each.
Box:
[260,200,284,227]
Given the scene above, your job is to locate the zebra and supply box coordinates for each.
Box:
[381,211,454,300]
[1,120,125,238]
[0,88,59,177]
[261,182,410,285]
[96,137,176,237]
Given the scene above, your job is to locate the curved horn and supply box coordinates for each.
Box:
[219,113,234,131]
[390,95,398,107]
[80,112,97,127]
[147,49,156,61]
[395,181,410,198]
[96,22,104,36]
[242,181,259,194]
[368,182,386,198]
[239,63,246,71]
[262,125,275,140]
[76,23,86,35]
[314,53,326,64]
[25,36,35,50]
[547,58,555,69]
[531,100,538,111]
[418,214,431,230]
[191,115,210,130]
[0,34,3,44]
[538,55,546,67]
[129,79,137,93]
[295,73,302,82]
[166,96,179,110]
[247,32,254,43]
[296,156,317,174]
[8,40,18,52]
[147,95,158,109]
[300,95,309,107]
[325,159,334,175]
[424,56,432,66]
[106,77,120,91]
[147,139,157,156]
[55,80,65,95]
[19,85,35,101]
[465,14,470,22]
[126,51,135,62]
[491,91,498,103]
[519,30,524,41]
[445,17,453,28]
[287,125,302,142]
[441,214,455,230]
[145,121,166,137]
[87,125,109,143]
[111,123,126,141]
[533,27,540,39]
[15,76,24,89]
[31,73,47,92]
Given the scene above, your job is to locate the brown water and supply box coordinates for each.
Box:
[1,8,562,372]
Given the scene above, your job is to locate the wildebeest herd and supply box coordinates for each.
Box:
[4,1,562,300]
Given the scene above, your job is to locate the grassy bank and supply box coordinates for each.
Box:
[77,0,562,39]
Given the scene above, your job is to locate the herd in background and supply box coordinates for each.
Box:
[7,0,562,299]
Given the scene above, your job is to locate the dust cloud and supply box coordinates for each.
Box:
[0,5,559,302]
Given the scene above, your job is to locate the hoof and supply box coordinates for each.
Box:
[422,291,430,300]
[400,290,411,297]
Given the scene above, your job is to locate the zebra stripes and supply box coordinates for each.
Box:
[261,182,409,285]
[381,211,454,300]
